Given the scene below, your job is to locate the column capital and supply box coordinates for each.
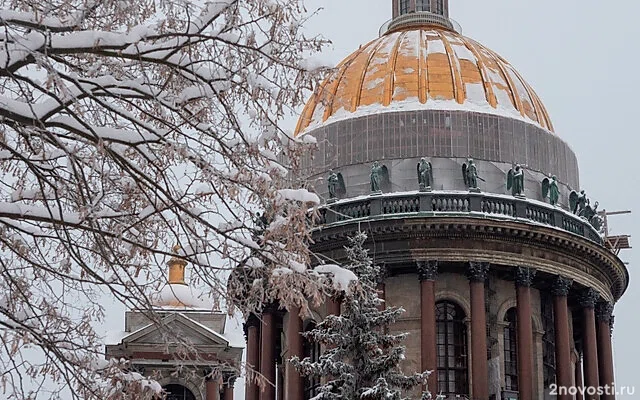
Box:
[466,261,489,282]
[417,260,438,281]
[579,288,599,309]
[595,302,613,322]
[551,275,572,296]
[515,266,536,287]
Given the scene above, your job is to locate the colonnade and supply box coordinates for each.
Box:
[244,262,617,400]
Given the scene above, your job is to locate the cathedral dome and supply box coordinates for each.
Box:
[295,27,553,134]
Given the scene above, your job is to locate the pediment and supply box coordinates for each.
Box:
[120,313,230,347]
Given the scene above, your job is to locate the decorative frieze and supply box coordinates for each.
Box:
[579,288,599,309]
[551,276,573,296]
[515,266,537,287]
[417,260,438,281]
[466,261,489,282]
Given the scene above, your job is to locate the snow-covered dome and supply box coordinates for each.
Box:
[295,26,553,134]
[151,246,214,310]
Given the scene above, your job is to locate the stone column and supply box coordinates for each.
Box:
[575,352,585,400]
[467,261,489,400]
[223,378,235,400]
[418,260,438,396]
[515,267,536,400]
[581,289,600,400]
[260,306,277,400]
[286,308,304,400]
[245,314,260,400]
[552,276,573,400]
[596,302,615,400]
[326,296,341,317]
[206,379,220,400]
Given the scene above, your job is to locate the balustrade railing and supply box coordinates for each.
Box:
[317,191,603,245]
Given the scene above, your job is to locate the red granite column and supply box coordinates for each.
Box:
[223,378,235,400]
[260,307,276,400]
[581,289,600,400]
[552,276,573,400]
[576,353,585,400]
[207,379,219,400]
[418,260,438,396]
[515,267,536,400]
[467,261,489,400]
[286,308,304,400]
[245,314,260,400]
[596,302,615,400]
[326,296,341,317]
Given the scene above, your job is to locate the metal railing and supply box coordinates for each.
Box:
[315,191,603,245]
[379,12,462,36]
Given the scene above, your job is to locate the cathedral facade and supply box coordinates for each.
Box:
[245,1,627,400]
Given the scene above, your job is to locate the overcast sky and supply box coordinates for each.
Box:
[296,0,640,396]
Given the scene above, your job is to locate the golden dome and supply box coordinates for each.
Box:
[296,27,553,134]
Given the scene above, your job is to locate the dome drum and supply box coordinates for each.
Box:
[302,110,579,203]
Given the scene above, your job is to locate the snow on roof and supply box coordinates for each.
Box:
[151,283,213,310]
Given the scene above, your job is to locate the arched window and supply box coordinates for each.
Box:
[303,321,321,400]
[416,0,429,12]
[164,384,196,400]
[399,0,410,15]
[436,301,469,395]
[503,308,518,391]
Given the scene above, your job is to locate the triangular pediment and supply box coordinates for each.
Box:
[120,313,230,347]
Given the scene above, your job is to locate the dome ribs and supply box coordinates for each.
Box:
[435,30,465,104]
[348,36,390,111]
[323,40,375,120]
[294,28,556,135]
[383,31,405,106]
[457,35,497,107]
[418,29,428,104]
[482,47,527,120]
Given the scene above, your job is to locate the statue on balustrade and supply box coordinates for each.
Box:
[507,164,525,197]
[462,158,483,191]
[416,157,433,191]
[541,175,559,206]
[327,169,346,202]
[370,161,389,193]
[569,189,588,215]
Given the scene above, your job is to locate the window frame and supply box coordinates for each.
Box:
[436,301,469,396]
[503,307,519,391]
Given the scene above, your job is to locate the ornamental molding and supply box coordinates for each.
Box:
[310,216,626,301]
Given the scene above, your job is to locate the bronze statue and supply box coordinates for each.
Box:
[370,161,389,193]
[569,190,588,215]
[327,170,345,200]
[542,175,559,205]
[507,164,525,197]
[462,158,483,190]
[416,157,433,191]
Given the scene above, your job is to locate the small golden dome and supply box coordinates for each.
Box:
[296,27,553,134]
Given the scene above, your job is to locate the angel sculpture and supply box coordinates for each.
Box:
[569,190,588,215]
[417,157,434,191]
[541,175,559,206]
[370,161,389,193]
[327,170,346,200]
[507,164,525,197]
[462,158,483,190]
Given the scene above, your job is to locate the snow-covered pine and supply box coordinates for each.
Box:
[291,232,431,400]
[0,0,331,398]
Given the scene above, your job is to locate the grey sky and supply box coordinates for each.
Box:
[299,0,640,396]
